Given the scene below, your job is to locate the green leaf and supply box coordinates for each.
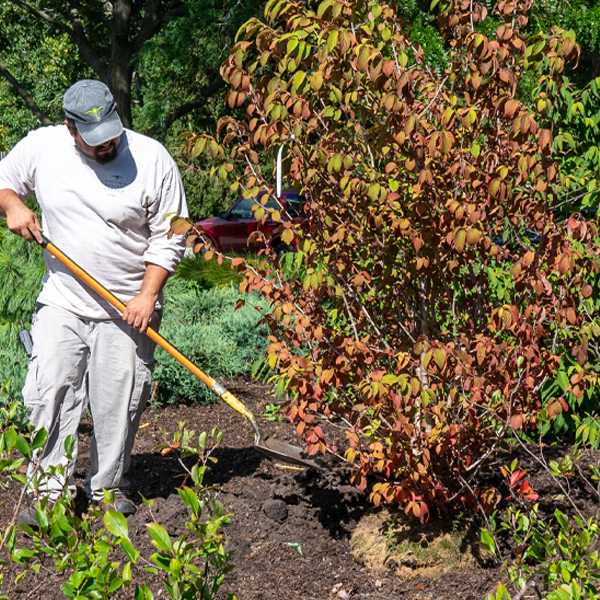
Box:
[15,435,30,460]
[151,552,173,571]
[310,71,323,91]
[282,228,294,245]
[31,428,48,451]
[63,582,78,598]
[134,584,155,600]
[35,507,48,529]
[290,71,306,93]
[12,548,35,561]
[557,371,569,391]
[317,0,334,18]
[5,526,16,553]
[209,499,226,517]
[147,523,173,552]
[120,538,140,563]
[326,30,338,53]
[555,509,569,530]
[5,428,16,452]
[104,510,129,539]
[328,154,342,173]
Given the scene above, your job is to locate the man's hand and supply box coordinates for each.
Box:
[122,292,157,333]
[0,189,43,244]
[122,263,170,332]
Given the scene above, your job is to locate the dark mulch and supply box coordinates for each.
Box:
[2,377,593,599]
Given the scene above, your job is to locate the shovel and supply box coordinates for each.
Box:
[38,235,323,469]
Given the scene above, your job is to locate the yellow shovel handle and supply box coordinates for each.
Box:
[40,236,258,427]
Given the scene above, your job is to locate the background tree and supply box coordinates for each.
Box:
[0,0,263,140]
[178,0,600,519]
[0,0,268,219]
[528,0,600,79]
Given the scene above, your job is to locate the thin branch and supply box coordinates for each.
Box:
[65,1,109,79]
[0,61,53,126]
[340,286,360,342]
[417,75,449,120]
[144,79,226,138]
[131,0,164,54]
[7,0,71,33]
[24,575,50,600]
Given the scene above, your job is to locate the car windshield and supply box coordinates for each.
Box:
[263,193,306,217]
[284,194,306,217]
[228,193,307,220]
[229,197,255,219]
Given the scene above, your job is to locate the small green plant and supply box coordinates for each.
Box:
[0,406,237,600]
[150,423,234,599]
[483,505,600,599]
[483,429,600,600]
[383,513,400,549]
[262,403,286,422]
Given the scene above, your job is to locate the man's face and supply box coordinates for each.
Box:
[66,120,122,164]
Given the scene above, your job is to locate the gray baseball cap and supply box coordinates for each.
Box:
[63,80,124,146]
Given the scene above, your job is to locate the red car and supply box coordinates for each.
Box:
[194,189,308,257]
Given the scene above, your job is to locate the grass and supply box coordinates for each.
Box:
[175,253,243,288]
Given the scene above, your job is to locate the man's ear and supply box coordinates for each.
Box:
[65,119,77,138]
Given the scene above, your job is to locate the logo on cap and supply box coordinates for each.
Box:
[85,106,105,118]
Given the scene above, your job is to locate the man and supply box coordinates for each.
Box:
[0,80,188,522]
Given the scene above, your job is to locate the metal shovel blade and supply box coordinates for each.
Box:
[256,437,326,469]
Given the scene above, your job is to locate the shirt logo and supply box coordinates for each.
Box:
[85,106,105,118]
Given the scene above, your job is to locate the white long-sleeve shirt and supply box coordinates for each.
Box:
[0,125,188,319]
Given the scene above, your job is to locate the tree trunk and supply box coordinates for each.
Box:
[109,54,133,129]
[109,0,134,128]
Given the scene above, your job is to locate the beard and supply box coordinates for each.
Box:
[94,146,118,164]
[74,135,120,164]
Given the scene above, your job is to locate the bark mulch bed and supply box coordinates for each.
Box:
[3,378,569,599]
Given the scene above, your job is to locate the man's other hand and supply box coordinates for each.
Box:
[0,190,43,244]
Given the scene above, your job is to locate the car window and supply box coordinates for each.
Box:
[265,198,281,212]
[229,197,256,219]
[284,194,306,217]
[263,194,307,217]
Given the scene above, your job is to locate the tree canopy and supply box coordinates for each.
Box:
[0,0,264,145]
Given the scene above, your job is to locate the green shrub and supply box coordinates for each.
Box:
[1,411,236,600]
[0,227,45,399]
[153,280,269,404]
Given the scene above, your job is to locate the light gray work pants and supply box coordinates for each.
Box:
[23,304,156,501]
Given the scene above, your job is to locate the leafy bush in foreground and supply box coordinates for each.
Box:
[0,406,236,600]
